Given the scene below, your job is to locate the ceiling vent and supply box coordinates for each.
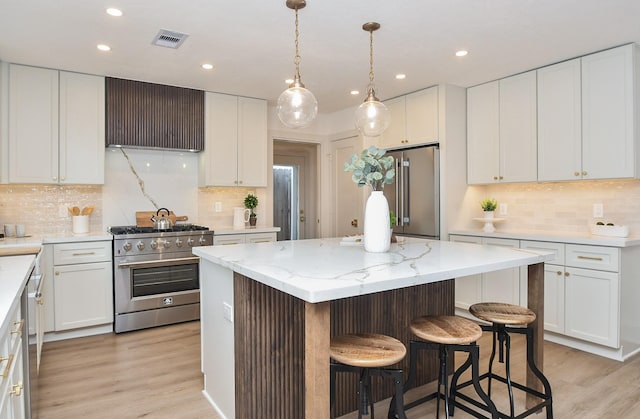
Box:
[152,29,189,49]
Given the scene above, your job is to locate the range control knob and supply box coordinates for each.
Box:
[150,240,158,250]
[163,240,171,249]
[175,238,183,248]
[198,236,207,245]
[136,241,145,251]
[122,242,132,252]
[187,238,195,246]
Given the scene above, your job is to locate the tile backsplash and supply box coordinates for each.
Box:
[0,184,103,237]
[459,179,640,236]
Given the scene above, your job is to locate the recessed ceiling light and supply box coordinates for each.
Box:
[395,74,406,80]
[285,78,294,85]
[350,90,360,95]
[97,44,111,52]
[202,63,214,70]
[106,8,123,17]
[456,50,468,57]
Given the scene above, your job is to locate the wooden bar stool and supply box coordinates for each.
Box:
[330,333,407,419]
[451,302,553,419]
[389,315,499,419]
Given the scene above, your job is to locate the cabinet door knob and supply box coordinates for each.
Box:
[574,172,580,176]
[556,271,562,276]
[499,176,504,180]
[565,271,570,277]
[582,171,587,176]
[493,176,498,180]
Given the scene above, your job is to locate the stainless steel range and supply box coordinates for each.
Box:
[110,225,213,333]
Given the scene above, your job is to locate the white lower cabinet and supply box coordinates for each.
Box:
[454,235,628,356]
[520,240,621,349]
[1,301,26,419]
[450,235,520,308]
[49,241,113,332]
[564,267,619,347]
[213,232,277,246]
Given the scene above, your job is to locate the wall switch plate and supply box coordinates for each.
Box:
[499,203,508,216]
[223,302,233,323]
[215,202,222,212]
[593,203,604,218]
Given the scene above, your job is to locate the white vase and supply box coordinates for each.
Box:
[364,191,391,253]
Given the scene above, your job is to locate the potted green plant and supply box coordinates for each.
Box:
[244,193,259,227]
[343,146,396,252]
[480,197,498,218]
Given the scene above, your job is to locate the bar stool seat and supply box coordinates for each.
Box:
[330,333,407,419]
[390,316,498,419]
[451,302,553,419]
[470,302,536,325]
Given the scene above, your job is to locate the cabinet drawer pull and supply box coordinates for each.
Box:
[1,354,13,378]
[11,319,25,336]
[252,240,272,243]
[72,251,97,256]
[9,382,23,397]
[577,255,604,261]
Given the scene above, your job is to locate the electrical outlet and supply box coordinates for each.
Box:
[499,203,508,216]
[593,203,604,218]
[223,302,233,323]
[215,202,222,212]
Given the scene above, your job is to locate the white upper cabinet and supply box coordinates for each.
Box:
[581,44,638,180]
[539,45,638,182]
[498,71,538,183]
[59,71,105,184]
[9,64,105,184]
[537,58,582,181]
[200,92,267,187]
[379,87,438,149]
[467,81,500,184]
[467,72,537,185]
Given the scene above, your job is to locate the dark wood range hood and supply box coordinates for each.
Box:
[105,77,205,152]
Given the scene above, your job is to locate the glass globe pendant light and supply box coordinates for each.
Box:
[277,0,318,128]
[355,22,391,137]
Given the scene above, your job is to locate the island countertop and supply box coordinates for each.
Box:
[192,237,553,303]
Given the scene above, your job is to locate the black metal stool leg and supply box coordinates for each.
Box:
[502,329,515,418]
[524,327,553,418]
[449,346,473,416]
[330,364,336,419]
[487,328,498,398]
[468,345,499,419]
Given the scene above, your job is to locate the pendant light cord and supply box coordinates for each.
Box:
[294,7,301,80]
[368,29,375,87]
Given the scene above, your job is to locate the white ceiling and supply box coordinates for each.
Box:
[1,0,639,113]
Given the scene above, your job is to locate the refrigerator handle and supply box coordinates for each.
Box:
[400,156,406,226]
[394,157,400,226]
[402,157,409,225]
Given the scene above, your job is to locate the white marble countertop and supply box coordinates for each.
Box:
[0,254,35,337]
[449,229,640,247]
[212,226,281,235]
[193,237,554,303]
[0,232,113,250]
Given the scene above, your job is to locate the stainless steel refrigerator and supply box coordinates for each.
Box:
[383,145,440,239]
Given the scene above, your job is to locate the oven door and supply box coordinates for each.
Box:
[115,255,200,314]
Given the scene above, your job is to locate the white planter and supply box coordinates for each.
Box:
[483,210,495,219]
[364,191,391,253]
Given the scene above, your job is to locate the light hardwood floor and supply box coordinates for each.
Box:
[37,321,640,418]
[37,321,218,419]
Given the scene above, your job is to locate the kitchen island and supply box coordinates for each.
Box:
[193,237,553,419]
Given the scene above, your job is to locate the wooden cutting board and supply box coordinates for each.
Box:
[135,211,189,228]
